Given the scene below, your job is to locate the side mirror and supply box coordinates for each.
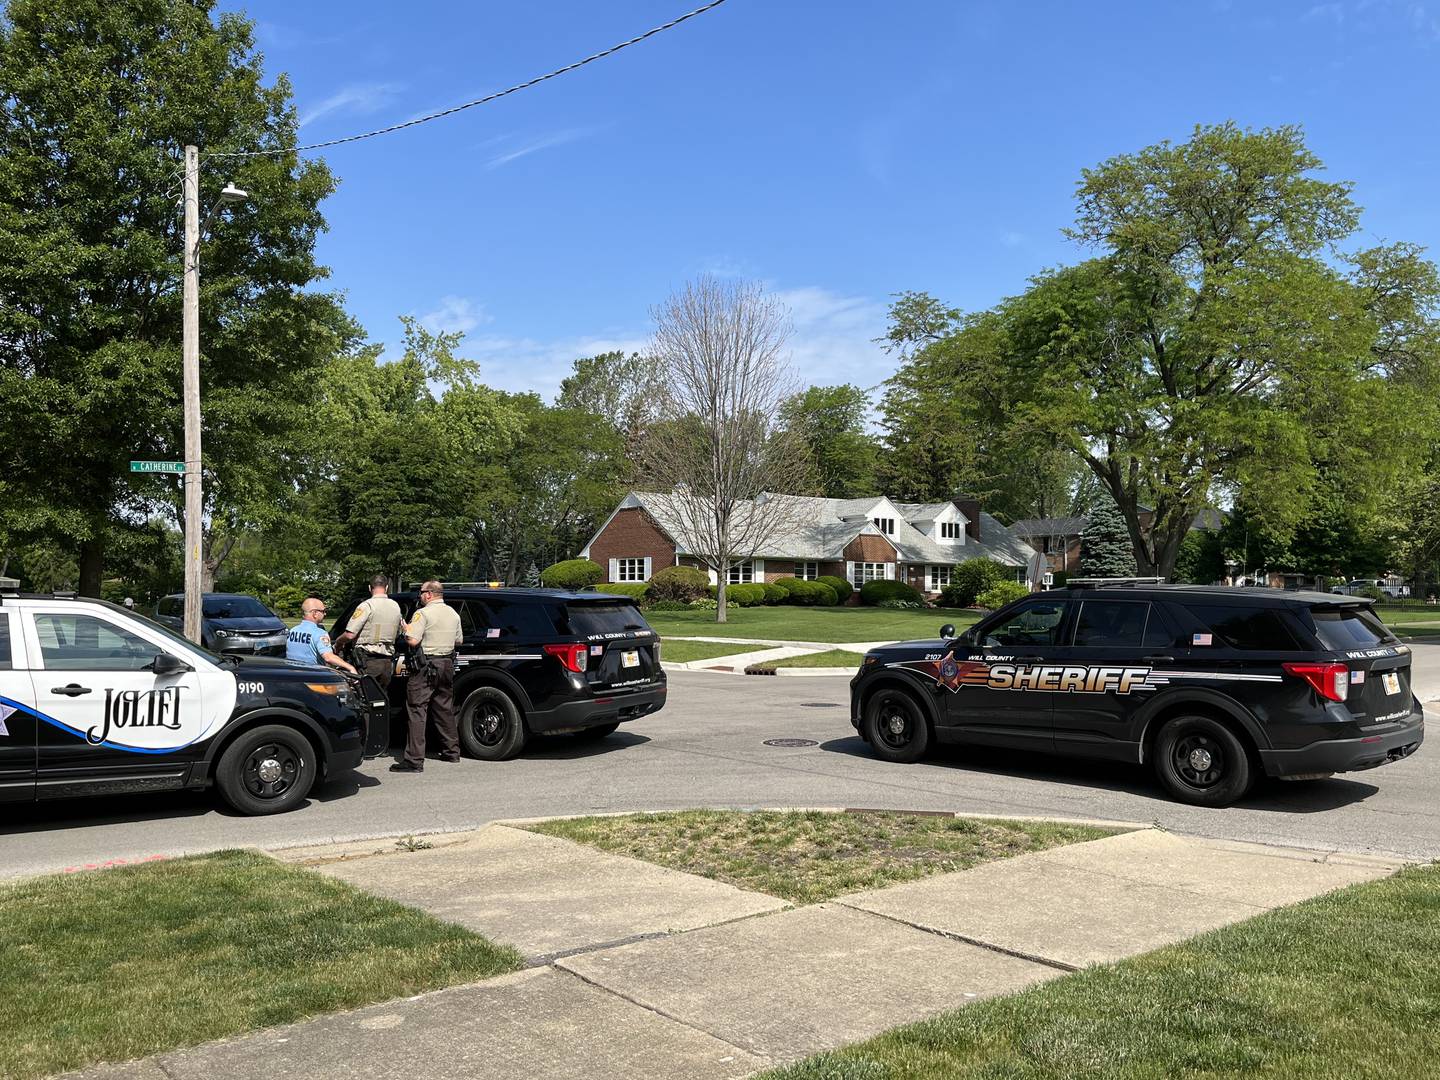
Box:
[150,653,192,676]
[939,623,956,640]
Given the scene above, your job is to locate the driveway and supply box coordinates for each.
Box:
[3,646,1436,880]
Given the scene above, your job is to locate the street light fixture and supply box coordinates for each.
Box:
[180,145,248,643]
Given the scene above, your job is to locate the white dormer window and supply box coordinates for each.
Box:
[940,521,962,541]
[872,517,894,535]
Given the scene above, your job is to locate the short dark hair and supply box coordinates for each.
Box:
[370,575,390,590]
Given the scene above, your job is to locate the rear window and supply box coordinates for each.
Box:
[560,602,650,638]
[466,598,558,639]
[1310,608,1395,651]
[1182,604,1304,652]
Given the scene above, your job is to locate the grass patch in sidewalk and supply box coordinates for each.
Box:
[1,850,523,1080]
[526,809,1117,904]
[749,649,868,671]
[659,638,752,663]
[760,863,1440,1080]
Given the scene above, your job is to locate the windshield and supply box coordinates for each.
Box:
[203,595,273,619]
[100,600,223,662]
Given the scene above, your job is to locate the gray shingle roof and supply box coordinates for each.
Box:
[620,491,1035,568]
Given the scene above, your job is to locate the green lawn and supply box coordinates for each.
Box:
[646,605,980,644]
[1381,609,1440,639]
[761,863,1440,1080]
[750,649,868,671]
[1,850,523,1080]
[526,810,1116,905]
[658,639,750,663]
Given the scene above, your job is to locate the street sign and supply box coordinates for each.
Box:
[129,460,185,474]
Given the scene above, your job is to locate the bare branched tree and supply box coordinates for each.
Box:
[640,277,810,622]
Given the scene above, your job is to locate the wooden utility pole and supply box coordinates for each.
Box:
[182,144,203,643]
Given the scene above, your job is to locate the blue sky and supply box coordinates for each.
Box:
[230,0,1440,399]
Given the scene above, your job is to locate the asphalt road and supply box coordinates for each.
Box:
[4,644,1437,880]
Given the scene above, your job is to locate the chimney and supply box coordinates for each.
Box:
[954,494,981,541]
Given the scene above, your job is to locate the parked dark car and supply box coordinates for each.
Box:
[849,581,1424,807]
[155,593,288,657]
[329,586,667,760]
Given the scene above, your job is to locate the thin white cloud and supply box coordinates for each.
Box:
[1303,2,1345,23]
[484,126,600,169]
[298,82,404,129]
[769,285,893,393]
[464,332,651,397]
[418,296,493,336]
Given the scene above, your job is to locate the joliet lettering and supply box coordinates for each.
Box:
[89,686,183,745]
[896,655,1154,695]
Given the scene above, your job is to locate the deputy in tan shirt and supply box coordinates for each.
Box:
[391,579,464,773]
[336,574,403,689]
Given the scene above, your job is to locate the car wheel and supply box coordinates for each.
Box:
[863,688,931,763]
[572,722,620,741]
[459,686,528,761]
[215,724,317,815]
[1153,715,1253,807]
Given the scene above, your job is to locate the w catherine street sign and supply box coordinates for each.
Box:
[129,460,185,474]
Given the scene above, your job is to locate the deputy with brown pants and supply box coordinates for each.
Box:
[336,574,403,689]
[391,579,464,773]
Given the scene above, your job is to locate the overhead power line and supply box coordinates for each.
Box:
[208,0,729,160]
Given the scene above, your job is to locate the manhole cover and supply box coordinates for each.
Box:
[763,738,819,748]
[799,702,842,708]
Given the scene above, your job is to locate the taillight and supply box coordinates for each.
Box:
[544,643,588,673]
[1283,662,1349,702]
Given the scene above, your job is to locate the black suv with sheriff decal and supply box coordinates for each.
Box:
[0,592,385,816]
[850,582,1424,806]
[329,586,666,760]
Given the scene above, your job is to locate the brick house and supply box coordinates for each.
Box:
[581,492,1040,595]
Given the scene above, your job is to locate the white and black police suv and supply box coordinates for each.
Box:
[850,580,1424,807]
[0,592,386,815]
[330,585,667,760]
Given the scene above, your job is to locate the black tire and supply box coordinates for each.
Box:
[1153,714,1253,807]
[863,688,931,763]
[572,722,620,741]
[459,686,528,761]
[215,724,318,815]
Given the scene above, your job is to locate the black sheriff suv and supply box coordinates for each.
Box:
[0,591,384,816]
[330,585,666,760]
[849,581,1424,806]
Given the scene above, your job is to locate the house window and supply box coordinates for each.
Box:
[940,521,961,540]
[851,562,887,588]
[926,565,952,591]
[872,517,895,535]
[615,558,647,582]
[798,562,819,580]
[727,560,754,585]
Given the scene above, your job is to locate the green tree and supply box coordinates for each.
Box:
[555,350,662,473]
[877,304,1082,522]
[0,0,351,594]
[1080,497,1138,577]
[884,124,1440,574]
[778,384,879,497]
[470,396,627,582]
[318,319,521,588]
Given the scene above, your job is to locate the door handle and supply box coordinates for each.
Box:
[51,684,93,696]
[1144,655,1175,664]
[1017,655,1045,663]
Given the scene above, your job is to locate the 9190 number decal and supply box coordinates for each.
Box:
[236,681,266,695]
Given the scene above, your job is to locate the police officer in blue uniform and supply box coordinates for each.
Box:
[286,596,358,675]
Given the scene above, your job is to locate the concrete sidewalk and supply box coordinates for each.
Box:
[70,822,1406,1080]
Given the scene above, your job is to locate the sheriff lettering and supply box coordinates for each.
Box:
[89,686,183,746]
